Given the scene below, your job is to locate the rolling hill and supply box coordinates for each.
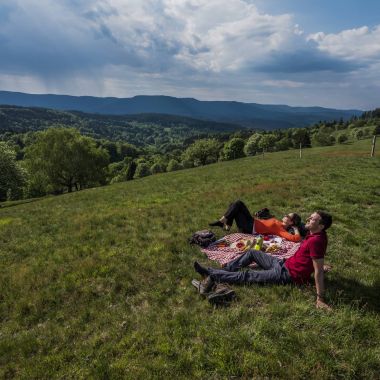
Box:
[0,105,242,146]
[0,140,379,378]
[0,90,362,129]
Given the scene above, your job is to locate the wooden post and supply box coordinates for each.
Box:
[299,143,302,159]
[371,135,377,157]
[262,148,265,158]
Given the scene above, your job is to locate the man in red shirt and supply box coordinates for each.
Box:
[194,210,332,310]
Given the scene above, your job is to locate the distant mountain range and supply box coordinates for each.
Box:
[0,91,363,129]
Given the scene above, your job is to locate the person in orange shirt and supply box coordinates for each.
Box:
[209,199,302,242]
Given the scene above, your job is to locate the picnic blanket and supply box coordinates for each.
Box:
[201,233,300,267]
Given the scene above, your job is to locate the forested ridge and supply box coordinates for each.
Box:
[0,105,241,147]
[0,105,379,202]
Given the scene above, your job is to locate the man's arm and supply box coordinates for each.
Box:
[312,258,332,310]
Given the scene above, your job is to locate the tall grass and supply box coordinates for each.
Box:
[0,139,379,379]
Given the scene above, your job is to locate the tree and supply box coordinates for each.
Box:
[182,139,221,166]
[135,162,151,178]
[355,129,364,140]
[167,159,182,172]
[291,129,311,148]
[275,137,291,151]
[125,160,137,181]
[24,128,109,194]
[181,159,194,169]
[0,142,26,201]
[101,140,119,162]
[258,134,277,151]
[150,162,165,174]
[220,138,245,160]
[109,158,137,183]
[337,133,348,144]
[244,133,262,156]
[311,132,335,147]
[117,142,139,159]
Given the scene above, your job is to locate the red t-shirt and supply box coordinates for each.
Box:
[285,231,328,284]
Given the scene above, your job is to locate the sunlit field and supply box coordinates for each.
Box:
[1,139,379,379]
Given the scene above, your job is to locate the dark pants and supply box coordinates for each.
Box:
[208,249,293,285]
[224,200,254,233]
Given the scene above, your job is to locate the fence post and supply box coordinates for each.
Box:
[299,143,302,159]
[371,135,377,157]
[262,148,265,158]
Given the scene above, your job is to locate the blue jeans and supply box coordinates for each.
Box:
[208,250,292,285]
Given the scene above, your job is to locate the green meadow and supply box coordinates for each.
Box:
[1,139,379,379]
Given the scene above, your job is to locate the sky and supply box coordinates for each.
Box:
[0,0,379,109]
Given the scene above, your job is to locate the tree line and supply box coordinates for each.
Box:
[1,109,379,202]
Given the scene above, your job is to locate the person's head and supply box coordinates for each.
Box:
[306,211,332,233]
[282,212,301,228]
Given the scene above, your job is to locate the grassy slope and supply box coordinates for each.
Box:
[0,140,379,379]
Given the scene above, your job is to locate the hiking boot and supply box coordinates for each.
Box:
[198,276,215,295]
[213,283,233,293]
[208,284,236,305]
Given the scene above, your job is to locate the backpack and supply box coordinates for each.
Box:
[189,230,216,248]
[254,207,273,219]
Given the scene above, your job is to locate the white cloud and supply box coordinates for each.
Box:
[307,25,380,61]
[0,0,379,108]
[0,0,298,74]
[263,80,304,88]
[158,0,294,71]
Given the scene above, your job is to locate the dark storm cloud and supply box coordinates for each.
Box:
[255,48,364,74]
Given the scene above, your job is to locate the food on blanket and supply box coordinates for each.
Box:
[254,236,263,251]
[230,239,252,251]
[215,239,228,248]
[243,240,254,251]
[266,244,280,253]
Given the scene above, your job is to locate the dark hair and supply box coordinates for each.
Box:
[289,213,301,227]
[316,210,332,230]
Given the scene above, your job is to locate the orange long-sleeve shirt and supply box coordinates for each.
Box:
[254,218,301,242]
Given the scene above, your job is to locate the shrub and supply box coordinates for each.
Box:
[135,162,151,178]
[311,132,335,147]
[182,139,221,166]
[244,133,262,156]
[337,134,348,144]
[150,163,165,174]
[167,159,182,172]
[355,130,364,140]
[220,138,245,160]
[0,142,27,201]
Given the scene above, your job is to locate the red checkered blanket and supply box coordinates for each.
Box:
[200,233,300,266]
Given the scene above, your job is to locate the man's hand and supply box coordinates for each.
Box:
[323,264,332,273]
[312,258,332,311]
[316,298,332,311]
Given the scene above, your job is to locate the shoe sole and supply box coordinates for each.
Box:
[208,290,236,305]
